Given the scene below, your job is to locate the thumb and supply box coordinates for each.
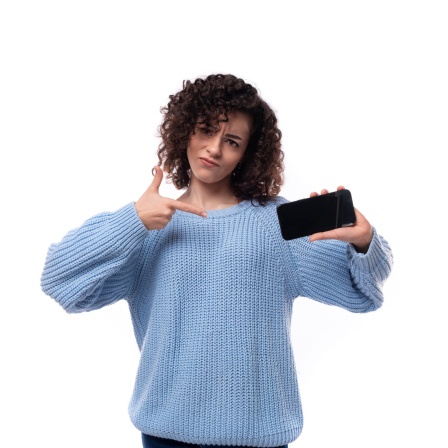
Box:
[148,165,163,192]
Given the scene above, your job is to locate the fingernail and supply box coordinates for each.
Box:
[201,212,207,218]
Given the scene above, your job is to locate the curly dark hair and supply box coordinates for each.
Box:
[157,74,284,205]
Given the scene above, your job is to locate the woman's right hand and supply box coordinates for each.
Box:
[308,186,373,253]
[135,166,207,230]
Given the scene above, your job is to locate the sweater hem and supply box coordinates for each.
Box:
[134,424,302,447]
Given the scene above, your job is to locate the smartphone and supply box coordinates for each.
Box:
[276,189,356,240]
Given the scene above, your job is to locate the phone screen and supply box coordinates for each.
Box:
[276,190,356,240]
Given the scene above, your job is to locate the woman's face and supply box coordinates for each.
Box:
[187,110,252,187]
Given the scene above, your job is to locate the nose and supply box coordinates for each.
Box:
[206,135,222,158]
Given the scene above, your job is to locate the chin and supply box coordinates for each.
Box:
[191,171,231,185]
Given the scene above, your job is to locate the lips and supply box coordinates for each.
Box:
[200,157,219,167]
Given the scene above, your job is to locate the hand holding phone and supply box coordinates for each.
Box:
[277,189,356,240]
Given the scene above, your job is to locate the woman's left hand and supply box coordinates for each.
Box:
[308,186,374,253]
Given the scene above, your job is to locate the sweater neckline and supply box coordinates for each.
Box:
[177,200,253,219]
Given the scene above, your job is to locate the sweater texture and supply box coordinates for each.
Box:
[41,196,393,447]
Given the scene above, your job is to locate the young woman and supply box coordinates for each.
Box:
[41,74,393,448]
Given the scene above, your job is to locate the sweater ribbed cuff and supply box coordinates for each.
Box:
[347,227,392,280]
[106,202,149,253]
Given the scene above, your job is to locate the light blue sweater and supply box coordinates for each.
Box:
[41,197,393,447]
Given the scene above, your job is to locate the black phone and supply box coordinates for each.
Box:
[276,189,356,240]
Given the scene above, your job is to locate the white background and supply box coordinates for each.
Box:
[1,1,447,447]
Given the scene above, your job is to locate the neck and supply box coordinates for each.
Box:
[177,176,240,210]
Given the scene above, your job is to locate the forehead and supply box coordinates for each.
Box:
[224,111,252,133]
[199,111,252,136]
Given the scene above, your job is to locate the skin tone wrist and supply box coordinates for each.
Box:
[352,226,374,254]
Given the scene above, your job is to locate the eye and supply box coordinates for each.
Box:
[198,127,212,136]
[226,139,239,148]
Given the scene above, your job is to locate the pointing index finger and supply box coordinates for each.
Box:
[167,199,208,218]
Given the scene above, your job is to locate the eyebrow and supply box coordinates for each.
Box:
[196,123,246,141]
[225,133,243,141]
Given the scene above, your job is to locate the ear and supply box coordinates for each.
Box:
[238,153,248,166]
[232,162,243,177]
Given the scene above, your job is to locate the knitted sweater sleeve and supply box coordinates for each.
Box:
[40,203,149,313]
[282,223,393,312]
